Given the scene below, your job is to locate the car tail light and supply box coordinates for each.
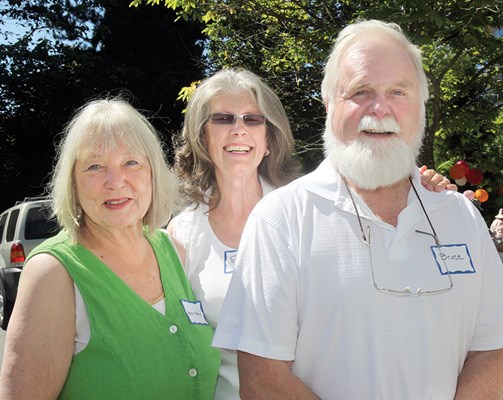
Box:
[11,243,26,266]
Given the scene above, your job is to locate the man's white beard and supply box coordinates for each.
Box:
[324,115,424,190]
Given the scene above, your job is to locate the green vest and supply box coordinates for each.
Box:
[28,229,220,400]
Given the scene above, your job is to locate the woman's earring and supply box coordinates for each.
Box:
[264,150,270,157]
[75,204,83,222]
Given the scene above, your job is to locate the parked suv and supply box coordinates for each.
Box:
[0,197,60,329]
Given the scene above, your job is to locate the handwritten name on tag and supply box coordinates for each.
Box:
[431,244,475,274]
[181,300,209,325]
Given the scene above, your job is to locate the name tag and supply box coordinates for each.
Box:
[224,250,238,274]
[431,244,476,274]
[181,300,209,325]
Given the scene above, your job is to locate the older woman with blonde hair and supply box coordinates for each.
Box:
[168,68,453,399]
[0,97,220,400]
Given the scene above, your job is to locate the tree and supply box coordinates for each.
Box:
[0,0,204,212]
[132,0,503,219]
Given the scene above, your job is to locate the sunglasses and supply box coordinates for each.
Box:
[208,113,266,126]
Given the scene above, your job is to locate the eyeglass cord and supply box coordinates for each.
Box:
[343,175,454,295]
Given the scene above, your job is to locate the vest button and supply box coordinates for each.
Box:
[169,325,178,334]
[188,368,198,377]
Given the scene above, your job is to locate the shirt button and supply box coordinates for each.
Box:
[169,325,177,334]
[188,368,198,377]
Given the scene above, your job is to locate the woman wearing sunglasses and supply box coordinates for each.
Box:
[167,68,454,399]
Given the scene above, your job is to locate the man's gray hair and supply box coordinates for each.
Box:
[321,20,429,106]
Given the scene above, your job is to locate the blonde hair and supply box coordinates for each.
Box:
[50,97,179,242]
[174,68,301,206]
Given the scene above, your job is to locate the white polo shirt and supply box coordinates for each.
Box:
[213,159,503,399]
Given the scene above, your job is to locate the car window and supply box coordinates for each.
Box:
[0,213,7,243]
[6,209,20,242]
[25,207,59,240]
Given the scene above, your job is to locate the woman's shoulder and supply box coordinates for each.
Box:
[25,230,73,280]
[24,252,67,274]
[169,202,209,240]
[21,252,73,301]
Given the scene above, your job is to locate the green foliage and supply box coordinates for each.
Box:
[177,80,201,109]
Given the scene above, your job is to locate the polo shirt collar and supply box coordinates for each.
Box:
[304,158,455,230]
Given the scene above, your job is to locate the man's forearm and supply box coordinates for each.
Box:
[238,351,320,400]
[455,349,503,399]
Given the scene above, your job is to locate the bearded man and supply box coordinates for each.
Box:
[213,20,503,399]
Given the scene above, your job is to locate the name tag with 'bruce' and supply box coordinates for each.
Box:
[431,244,475,274]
